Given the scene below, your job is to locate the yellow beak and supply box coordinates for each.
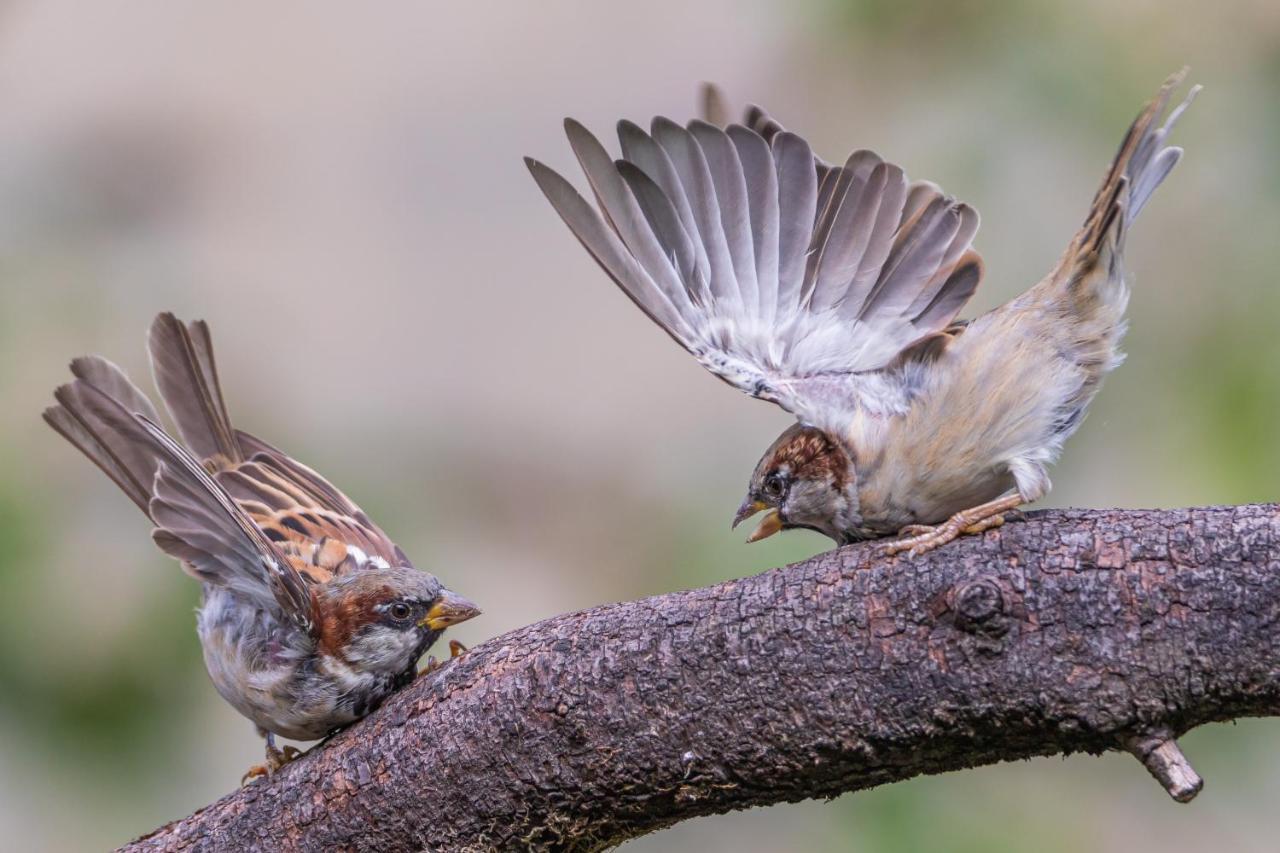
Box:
[733,498,784,543]
[732,498,768,529]
[745,509,783,543]
[421,590,482,631]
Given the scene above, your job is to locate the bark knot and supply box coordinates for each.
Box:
[952,577,1009,638]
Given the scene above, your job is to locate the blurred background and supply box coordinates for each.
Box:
[0,0,1276,849]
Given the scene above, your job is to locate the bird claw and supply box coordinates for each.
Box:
[884,497,1021,557]
[883,520,969,558]
[241,743,303,785]
[417,640,470,678]
[418,655,441,678]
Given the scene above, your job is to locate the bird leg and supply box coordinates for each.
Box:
[884,493,1024,558]
[417,639,469,678]
[241,732,303,785]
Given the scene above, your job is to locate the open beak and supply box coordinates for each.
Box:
[732,498,768,530]
[745,509,783,543]
[732,498,783,544]
[421,590,482,631]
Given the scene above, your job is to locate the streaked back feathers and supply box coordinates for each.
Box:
[45,313,425,627]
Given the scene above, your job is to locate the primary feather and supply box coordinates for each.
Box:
[46,314,422,633]
[527,93,985,429]
[45,365,312,628]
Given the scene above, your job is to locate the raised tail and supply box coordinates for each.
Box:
[1068,68,1200,284]
[44,357,164,513]
[44,347,313,627]
[1009,69,1199,464]
[148,312,242,463]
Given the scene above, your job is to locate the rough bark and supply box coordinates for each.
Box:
[124,504,1280,852]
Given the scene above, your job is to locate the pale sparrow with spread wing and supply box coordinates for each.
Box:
[45,313,480,778]
[526,70,1198,556]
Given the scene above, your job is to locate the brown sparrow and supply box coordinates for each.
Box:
[44,313,480,778]
[526,71,1198,556]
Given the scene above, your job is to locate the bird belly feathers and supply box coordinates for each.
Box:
[848,280,1128,536]
[197,587,387,741]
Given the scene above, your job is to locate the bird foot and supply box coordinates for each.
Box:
[418,639,469,678]
[884,495,1022,558]
[241,743,303,785]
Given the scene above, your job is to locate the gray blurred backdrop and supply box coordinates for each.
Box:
[0,1,1277,850]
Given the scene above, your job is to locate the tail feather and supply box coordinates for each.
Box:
[44,360,164,512]
[44,350,314,629]
[148,312,242,463]
[69,356,162,424]
[43,403,149,511]
[1074,68,1199,275]
[1026,70,1197,448]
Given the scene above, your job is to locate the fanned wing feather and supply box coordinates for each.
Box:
[617,120,713,305]
[736,95,834,184]
[49,313,415,606]
[688,120,759,309]
[528,91,985,426]
[771,132,820,321]
[45,359,165,511]
[651,117,740,309]
[863,196,961,322]
[138,417,316,632]
[839,163,909,318]
[807,151,883,312]
[913,250,984,331]
[149,312,241,462]
[565,119,697,325]
[527,157,695,342]
[69,356,161,424]
[615,160,701,303]
[700,83,730,129]
[46,365,314,631]
[726,125,780,321]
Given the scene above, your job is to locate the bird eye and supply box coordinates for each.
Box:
[762,473,785,499]
[388,602,412,621]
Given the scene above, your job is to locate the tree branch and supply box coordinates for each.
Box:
[124,505,1280,852]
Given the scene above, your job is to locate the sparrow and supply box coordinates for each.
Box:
[44,313,480,779]
[525,70,1198,556]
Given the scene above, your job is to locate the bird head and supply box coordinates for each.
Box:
[732,423,853,544]
[317,567,480,677]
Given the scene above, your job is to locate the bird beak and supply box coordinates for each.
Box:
[733,498,784,543]
[732,498,768,529]
[745,509,783,543]
[421,591,482,630]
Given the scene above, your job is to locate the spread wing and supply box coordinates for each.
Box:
[525,92,982,427]
[148,312,410,584]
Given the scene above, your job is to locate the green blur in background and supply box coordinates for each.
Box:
[0,0,1277,849]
